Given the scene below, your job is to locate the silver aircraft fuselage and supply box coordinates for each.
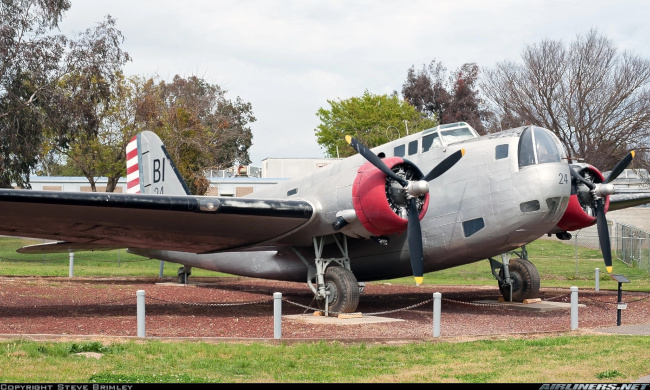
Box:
[131,125,572,282]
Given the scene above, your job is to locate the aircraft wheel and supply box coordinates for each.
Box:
[320,266,360,314]
[498,258,540,302]
[177,267,191,284]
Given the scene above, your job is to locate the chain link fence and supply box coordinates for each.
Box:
[613,222,650,273]
[551,220,650,275]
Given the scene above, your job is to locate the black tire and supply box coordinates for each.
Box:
[319,266,360,314]
[177,267,191,284]
[498,258,540,302]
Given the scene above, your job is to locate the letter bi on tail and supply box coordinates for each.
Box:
[126,131,191,196]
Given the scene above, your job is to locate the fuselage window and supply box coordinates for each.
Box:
[495,144,509,160]
[520,200,541,212]
[287,188,298,196]
[462,218,485,237]
[408,140,418,155]
[394,144,405,157]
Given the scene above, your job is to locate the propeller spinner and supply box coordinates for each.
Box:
[346,135,465,284]
[568,151,635,274]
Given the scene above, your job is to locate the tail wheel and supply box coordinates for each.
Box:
[320,266,360,314]
[498,258,540,302]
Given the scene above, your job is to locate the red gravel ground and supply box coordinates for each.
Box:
[1,275,649,341]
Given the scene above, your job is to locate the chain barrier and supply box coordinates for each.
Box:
[359,297,434,316]
[146,295,273,307]
[90,297,136,306]
[441,297,510,308]
[541,293,570,302]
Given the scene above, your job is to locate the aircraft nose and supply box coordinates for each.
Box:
[507,163,571,244]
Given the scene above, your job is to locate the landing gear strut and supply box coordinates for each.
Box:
[293,234,361,315]
[489,246,540,302]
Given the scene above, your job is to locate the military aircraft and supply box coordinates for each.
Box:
[1,122,648,314]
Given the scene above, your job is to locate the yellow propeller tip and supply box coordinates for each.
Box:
[345,135,352,144]
[460,148,466,156]
[414,276,424,285]
[606,266,613,274]
[631,151,636,158]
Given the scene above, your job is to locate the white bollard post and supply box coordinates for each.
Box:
[68,252,74,278]
[159,261,164,278]
[433,292,441,337]
[137,290,146,337]
[273,292,282,339]
[595,268,599,291]
[570,286,578,330]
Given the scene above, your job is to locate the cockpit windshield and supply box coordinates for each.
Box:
[518,127,563,168]
[440,126,477,144]
[422,122,479,153]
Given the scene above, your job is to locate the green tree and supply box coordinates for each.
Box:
[138,75,256,195]
[58,73,142,192]
[0,1,130,188]
[315,90,435,158]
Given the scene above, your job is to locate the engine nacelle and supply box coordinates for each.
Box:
[554,163,610,232]
[351,157,429,237]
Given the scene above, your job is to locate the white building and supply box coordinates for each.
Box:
[25,157,339,196]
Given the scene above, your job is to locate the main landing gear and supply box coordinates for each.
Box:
[177,265,192,284]
[489,246,540,302]
[293,233,363,315]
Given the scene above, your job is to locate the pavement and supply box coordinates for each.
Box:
[607,207,650,231]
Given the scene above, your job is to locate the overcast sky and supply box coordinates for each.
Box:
[58,0,650,167]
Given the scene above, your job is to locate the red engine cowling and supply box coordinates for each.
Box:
[555,164,610,232]
[351,157,429,237]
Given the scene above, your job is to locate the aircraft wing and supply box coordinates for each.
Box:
[608,192,650,211]
[0,189,314,253]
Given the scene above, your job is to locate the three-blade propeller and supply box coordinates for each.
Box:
[568,151,635,273]
[346,135,465,284]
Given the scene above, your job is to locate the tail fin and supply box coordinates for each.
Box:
[126,131,191,195]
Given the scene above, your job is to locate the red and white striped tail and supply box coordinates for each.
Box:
[126,135,140,194]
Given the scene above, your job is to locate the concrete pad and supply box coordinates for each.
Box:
[155,281,217,287]
[285,314,404,325]
[473,299,585,312]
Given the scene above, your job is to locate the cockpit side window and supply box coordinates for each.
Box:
[422,133,441,153]
[518,127,536,168]
[534,127,562,164]
[518,127,562,168]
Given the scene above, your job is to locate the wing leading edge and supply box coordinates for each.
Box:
[0,189,314,253]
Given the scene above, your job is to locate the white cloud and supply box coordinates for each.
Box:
[59,0,650,166]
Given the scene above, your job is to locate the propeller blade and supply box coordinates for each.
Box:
[595,198,613,273]
[407,197,424,285]
[345,135,408,186]
[605,151,635,184]
[569,166,595,190]
[423,149,465,182]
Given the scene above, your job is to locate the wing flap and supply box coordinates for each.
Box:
[0,189,314,253]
